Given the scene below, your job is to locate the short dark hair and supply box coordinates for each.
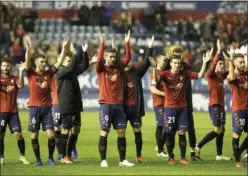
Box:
[1,58,12,64]
[105,48,117,54]
[233,53,244,60]
[33,54,46,60]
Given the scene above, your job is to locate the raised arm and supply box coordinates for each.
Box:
[225,45,235,81]
[121,30,131,66]
[17,62,26,89]
[54,38,70,69]
[207,39,221,78]
[55,41,78,79]
[96,31,105,73]
[136,35,154,77]
[198,48,213,78]
[23,37,32,70]
[76,44,89,75]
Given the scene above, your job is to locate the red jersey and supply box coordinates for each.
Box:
[150,73,164,107]
[27,68,55,107]
[96,42,131,104]
[124,71,135,105]
[206,52,228,106]
[0,75,19,113]
[228,71,248,111]
[159,70,198,108]
[51,75,58,105]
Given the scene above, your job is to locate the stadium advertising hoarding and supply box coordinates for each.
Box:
[17,71,232,112]
[7,1,217,12]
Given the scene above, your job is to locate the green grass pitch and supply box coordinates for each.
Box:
[1,111,247,175]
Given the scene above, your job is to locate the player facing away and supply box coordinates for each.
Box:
[0,58,29,165]
[24,38,66,166]
[122,35,154,163]
[96,30,134,167]
[150,55,168,158]
[227,51,248,168]
[195,39,231,161]
[151,49,211,165]
[55,41,89,164]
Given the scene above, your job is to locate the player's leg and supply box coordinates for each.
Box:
[164,107,177,164]
[98,104,111,167]
[240,110,248,162]
[52,105,62,159]
[215,108,231,161]
[28,107,42,166]
[114,104,134,167]
[0,113,7,164]
[9,113,30,164]
[59,113,73,164]
[154,106,168,157]
[127,106,143,162]
[196,105,222,156]
[69,112,81,160]
[177,108,190,165]
[42,107,56,165]
[232,110,246,167]
[187,109,201,161]
[68,123,80,160]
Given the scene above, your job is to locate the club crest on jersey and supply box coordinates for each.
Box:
[127,82,133,88]
[11,79,14,84]
[180,76,183,80]
[106,73,117,82]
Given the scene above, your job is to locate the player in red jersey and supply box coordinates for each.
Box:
[227,49,248,168]
[96,30,134,167]
[0,58,29,165]
[150,55,168,158]
[24,38,69,166]
[151,49,212,165]
[195,39,232,161]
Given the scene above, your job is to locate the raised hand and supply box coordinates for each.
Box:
[227,45,235,58]
[23,36,31,49]
[124,30,131,43]
[217,38,221,52]
[112,38,117,50]
[149,56,157,68]
[99,31,104,42]
[70,42,77,55]
[62,37,70,51]
[18,62,27,71]
[91,53,97,63]
[223,52,232,62]
[148,35,155,48]
[82,43,88,52]
[203,48,212,64]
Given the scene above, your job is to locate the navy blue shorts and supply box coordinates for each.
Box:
[99,104,126,131]
[209,105,226,127]
[163,107,188,133]
[153,105,164,127]
[28,107,54,131]
[60,112,81,130]
[0,112,22,133]
[124,105,142,128]
[232,109,248,134]
[52,104,61,127]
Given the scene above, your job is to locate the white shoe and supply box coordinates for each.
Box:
[216,155,231,161]
[20,156,30,164]
[119,159,135,167]
[243,154,248,162]
[0,158,4,165]
[100,160,108,167]
[195,144,201,156]
[157,151,168,157]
